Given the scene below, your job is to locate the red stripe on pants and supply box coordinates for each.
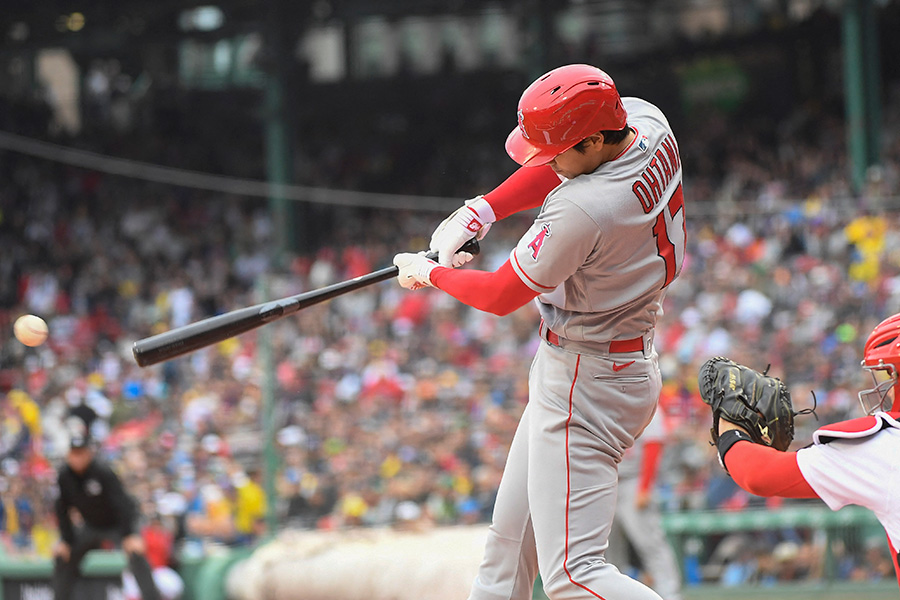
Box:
[562,354,608,599]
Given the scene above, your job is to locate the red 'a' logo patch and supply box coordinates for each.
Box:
[528,223,551,260]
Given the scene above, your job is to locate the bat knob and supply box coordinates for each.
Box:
[425,239,480,262]
[460,238,481,256]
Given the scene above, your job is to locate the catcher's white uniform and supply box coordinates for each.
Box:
[724,411,900,588]
[797,412,900,556]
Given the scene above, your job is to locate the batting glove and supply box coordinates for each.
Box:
[429,196,495,268]
[393,252,439,290]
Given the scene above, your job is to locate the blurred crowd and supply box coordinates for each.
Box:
[1,71,900,590]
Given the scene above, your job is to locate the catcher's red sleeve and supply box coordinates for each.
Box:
[430,259,538,316]
[483,165,561,220]
[723,442,818,498]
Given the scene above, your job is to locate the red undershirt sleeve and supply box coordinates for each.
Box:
[637,440,664,495]
[483,165,561,220]
[723,442,819,498]
[429,259,539,316]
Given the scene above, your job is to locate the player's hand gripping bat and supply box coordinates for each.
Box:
[132,240,480,367]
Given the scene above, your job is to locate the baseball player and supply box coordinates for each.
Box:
[393,64,685,600]
[707,313,900,588]
[607,409,683,600]
[53,408,161,600]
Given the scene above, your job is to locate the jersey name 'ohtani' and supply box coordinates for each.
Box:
[633,135,681,214]
[510,97,686,344]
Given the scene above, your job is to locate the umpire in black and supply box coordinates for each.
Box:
[53,405,160,600]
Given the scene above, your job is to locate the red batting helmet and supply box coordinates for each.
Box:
[859,313,900,414]
[505,64,627,167]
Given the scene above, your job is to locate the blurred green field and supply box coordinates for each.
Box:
[533,582,898,600]
[681,582,897,600]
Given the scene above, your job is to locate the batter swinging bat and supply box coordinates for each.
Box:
[132,240,479,367]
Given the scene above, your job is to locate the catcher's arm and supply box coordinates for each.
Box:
[718,421,747,435]
[719,438,818,498]
[714,421,772,475]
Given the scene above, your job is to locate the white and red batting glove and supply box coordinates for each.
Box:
[393,252,439,290]
[429,196,495,268]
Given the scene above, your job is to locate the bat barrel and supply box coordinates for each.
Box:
[132,265,400,367]
[132,304,276,367]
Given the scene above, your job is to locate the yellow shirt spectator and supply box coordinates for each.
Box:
[31,521,57,558]
[844,214,887,283]
[234,476,267,535]
[8,391,41,438]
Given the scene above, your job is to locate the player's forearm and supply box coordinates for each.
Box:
[430,260,538,316]
[723,442,818,498]
[483,165,560,220]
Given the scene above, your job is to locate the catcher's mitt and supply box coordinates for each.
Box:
[698,357,795,452]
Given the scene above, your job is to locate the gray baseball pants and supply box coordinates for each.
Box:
[468,339,663,600]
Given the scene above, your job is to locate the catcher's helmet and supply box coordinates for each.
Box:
[505,64,627,167]
[859,313,900,414]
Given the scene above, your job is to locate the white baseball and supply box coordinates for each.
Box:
[14,314,48,347]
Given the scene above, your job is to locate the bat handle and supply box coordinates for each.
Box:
[424,238,480,262]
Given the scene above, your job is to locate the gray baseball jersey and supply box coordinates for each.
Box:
[510,98,685,343]
[469,99,685,600]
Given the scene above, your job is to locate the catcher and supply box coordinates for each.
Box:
[699,312,900,589]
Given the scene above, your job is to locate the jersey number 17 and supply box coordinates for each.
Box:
[652,183,686,289]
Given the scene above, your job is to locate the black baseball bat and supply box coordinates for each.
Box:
[132,240,480,367]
